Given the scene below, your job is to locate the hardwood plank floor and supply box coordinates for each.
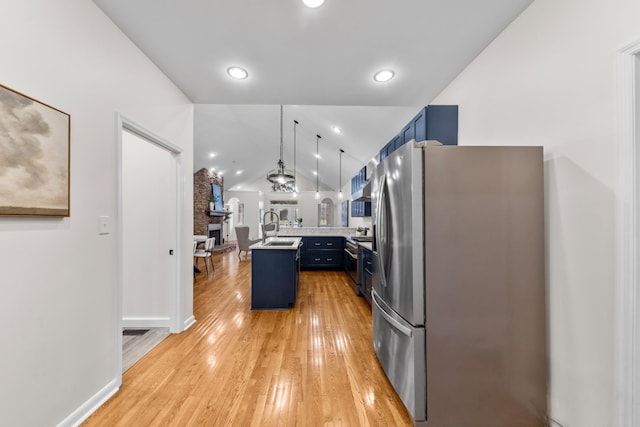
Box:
[83,248,412,426]
[122,327,170,372]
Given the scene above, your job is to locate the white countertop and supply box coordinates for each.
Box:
[359,242,373,251]
[276,227,373,240]
[250,237,302,250]
[277,227,356,237]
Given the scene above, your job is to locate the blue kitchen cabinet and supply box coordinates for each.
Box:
[351,166,366,192]
[361,246,374,305]
[351,166,371,217]
[412,107,427,142]
[379,139,396,162]
[251,246,300,309]
[301,236,343,269]
[352,202,360,217]
[390,133,401,152]
[380,105,458,160]
[424,105,458,146]
[351,201,371,217]
[401,122,415,147]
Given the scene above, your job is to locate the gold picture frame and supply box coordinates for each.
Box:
[0,84,70,217]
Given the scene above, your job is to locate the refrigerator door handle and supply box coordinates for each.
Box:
[374,174,383,263]
[372,290,412,337]
[375,173,392,287]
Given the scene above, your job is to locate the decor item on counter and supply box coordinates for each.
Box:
[338,149,344,199]
[315,134,321,199]
[0,84,70,217]
[266,104,296,192]
[356,227,364,235]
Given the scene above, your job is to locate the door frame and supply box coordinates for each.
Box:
[114,113,184,381]
[616,37,640,427]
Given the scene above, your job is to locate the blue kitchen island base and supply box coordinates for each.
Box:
[250,239,300,310]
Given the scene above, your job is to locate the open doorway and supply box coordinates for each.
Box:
[115,115,184,377]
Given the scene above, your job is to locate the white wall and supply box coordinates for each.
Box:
[0,1,193,426]
[432,0,640,425]
[225,191,261,241]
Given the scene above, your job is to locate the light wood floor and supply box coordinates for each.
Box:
[83,248,412,426]
[122,327,170,372]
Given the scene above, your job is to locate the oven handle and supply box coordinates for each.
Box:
[344,248,358,259]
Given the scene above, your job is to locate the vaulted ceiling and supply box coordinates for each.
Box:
[93,0,533,191]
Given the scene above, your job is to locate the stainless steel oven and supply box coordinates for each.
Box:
[344,239,360,295]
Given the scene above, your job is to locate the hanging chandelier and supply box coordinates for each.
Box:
[266,104,296,192]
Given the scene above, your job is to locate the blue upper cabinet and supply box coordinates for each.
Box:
[425,105,458,146]
[411,108,427,143]
[380,105,458,161]
[351,166,371,217]
[390,133,401,151]
[351,166,367,193]
[379,137,398,162]
[401,119,416,146]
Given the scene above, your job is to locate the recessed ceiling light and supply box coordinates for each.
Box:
[210,167,215,172]
[227,66,248,80]
[332,126,342,134]
[209,153,216,158]
[236,170,243,175]
[374,69,395,82]
[303,0,325,8]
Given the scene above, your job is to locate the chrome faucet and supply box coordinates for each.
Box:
[261,209,280,243]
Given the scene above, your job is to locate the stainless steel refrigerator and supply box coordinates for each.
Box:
[371,141,547,426]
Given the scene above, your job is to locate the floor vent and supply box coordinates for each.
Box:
[123,329,150,336]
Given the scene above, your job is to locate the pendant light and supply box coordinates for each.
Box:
[315,134,321,199]
[338,149,344,199]
[293,120,299,198]
[266,105,296,191]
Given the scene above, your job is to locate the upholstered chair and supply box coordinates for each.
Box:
[235,225,260,259]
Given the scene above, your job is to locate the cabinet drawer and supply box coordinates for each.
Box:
[306,251,342,267]
[304,237,343,249]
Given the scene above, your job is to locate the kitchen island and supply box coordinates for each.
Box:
[249,237,302,309]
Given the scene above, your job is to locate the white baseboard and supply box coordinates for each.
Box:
[182,315,196,331]
[56,377,119,427]
[122,317,171,328]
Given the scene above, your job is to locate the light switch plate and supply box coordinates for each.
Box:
[99,215,110,235]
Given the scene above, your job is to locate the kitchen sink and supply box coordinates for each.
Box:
[264,241,296,247]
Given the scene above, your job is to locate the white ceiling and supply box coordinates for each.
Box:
[93,0,533,191]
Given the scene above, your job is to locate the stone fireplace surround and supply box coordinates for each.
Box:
[207,223,222,246]
[193,168,224,243]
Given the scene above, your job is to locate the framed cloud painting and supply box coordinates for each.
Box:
[0,84,70,217]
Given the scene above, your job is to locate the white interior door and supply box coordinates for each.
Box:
[122,129,177,328]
